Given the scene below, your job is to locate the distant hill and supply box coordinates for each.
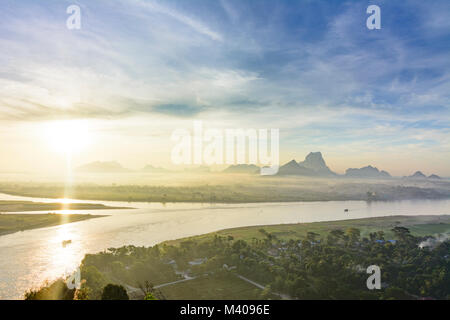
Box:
[345,165,391,179]
[408,171,427,179]
[278,152,336,176]
[404,172,442,180]
[223,164,260,174]
[298,152,336,176]
[278,160,315,175]
[76,161,130,173]
[141,165,169,173]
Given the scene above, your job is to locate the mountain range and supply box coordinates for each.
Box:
[276,153,391,178]
[276,152,441,179]
[405,171,441,180]
[223,164,260,174]
[76,153,442,179]
[142,165,169,173]
[345,165,391,179]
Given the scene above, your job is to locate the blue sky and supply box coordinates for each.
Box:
[0,0,449,175]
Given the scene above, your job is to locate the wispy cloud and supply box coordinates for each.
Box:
[0,0,449,174]
[128,0,223,41]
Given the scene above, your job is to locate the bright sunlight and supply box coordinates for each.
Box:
[44,120,91,154]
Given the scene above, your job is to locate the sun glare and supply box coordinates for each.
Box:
[44,120,91,154]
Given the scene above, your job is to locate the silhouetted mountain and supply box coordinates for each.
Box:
[380,170,391,177]
[141,165,169,173]
[223,164,260,174]
[76,161,130,173]
[278,160,315,175]
[428,174,441,179]
[345,165,391,179]
[298,152,336,176]
[409,171,427,179]
[277,152,336,176]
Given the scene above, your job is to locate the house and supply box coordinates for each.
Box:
[375,240,397,244]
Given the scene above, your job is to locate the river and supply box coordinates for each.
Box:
[1,192,450,299]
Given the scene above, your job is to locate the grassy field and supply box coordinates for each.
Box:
[166,215,450,245]
[159,273,272,300]
[0,213,104,236]
[0,200,128,212]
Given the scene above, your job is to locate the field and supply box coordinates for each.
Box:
[159,273,273,300]
[0,213,104,236]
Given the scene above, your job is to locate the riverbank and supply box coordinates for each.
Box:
[165,215,450,245]
[30,214,449,300]
[0,213,105,236]
[0,200,128,212]
[3,195,450,300]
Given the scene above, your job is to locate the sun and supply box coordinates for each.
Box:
[44,120,91,154]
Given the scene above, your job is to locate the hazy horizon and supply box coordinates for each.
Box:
[0,154,447,178]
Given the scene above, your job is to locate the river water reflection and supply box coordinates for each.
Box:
[1,192,450,299]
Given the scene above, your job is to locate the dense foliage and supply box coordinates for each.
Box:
[25,226,449,300]
[101,284,129,300]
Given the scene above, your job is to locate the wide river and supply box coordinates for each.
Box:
[1,192,450,299]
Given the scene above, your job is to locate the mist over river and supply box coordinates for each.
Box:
[1,192,450,299]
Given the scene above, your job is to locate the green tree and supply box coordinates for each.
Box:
[24,279,75,300]
[139,280,165,300]
[391,226,410,241]
[259,285,272,300]
[306,232,320,242]
[80,265,107,300]
[101,284,129,300]
[345,228,361,243]
[74,285,90,300]
[144,292,156,300]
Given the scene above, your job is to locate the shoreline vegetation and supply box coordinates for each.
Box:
[1,177,450,204]
[0,200,129,212]
[164,215,450,245]
[0,213,105,236]
[26,215,450,300]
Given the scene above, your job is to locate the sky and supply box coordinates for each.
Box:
[0,0,449,176]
